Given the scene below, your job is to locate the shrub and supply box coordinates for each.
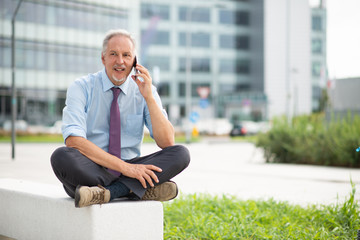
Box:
[256,113,360,168]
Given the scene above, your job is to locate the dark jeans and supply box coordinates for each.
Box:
[50,145,190,198]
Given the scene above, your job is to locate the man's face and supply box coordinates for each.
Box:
[101,35,135,86]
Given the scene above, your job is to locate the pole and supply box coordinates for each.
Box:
[11,0,24,160]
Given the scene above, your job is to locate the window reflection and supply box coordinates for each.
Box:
[178,7,210,23]
[220,59,250,74]
[178,32,210,48]
[141,3,170,20]
[312,39,322,54]
[179,57,210,72]
[312,16,322,31]
[0,38,102,74]
[220,35,250,50]
[157,82,170,97]
[312,61,322,77]
[141,30,170,45]
[144,56,170,71]
[219,10,250,26]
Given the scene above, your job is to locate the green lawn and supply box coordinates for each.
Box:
[0,134,64,143]
[164,186,360,239]
[0,133,201,144]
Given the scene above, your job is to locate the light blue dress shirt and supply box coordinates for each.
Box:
[62,68,167,160]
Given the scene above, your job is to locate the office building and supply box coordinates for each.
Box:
[0,0,317,130]
[311,3,327,112]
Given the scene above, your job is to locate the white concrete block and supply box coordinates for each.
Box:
[0,179,163,240]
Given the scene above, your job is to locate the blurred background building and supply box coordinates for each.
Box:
[0,0,326,131]
[311,1,327,112]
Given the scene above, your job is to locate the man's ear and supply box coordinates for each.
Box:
[101,53,105,65]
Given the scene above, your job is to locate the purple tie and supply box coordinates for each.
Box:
[108,87,121,176]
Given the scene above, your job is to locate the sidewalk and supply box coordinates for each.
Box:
[0,141,359,206]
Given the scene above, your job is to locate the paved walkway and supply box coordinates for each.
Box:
[0,140,359,206]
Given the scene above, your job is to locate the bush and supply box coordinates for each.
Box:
[256,113,360,168]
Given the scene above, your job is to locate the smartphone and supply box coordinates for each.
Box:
[133,56,139,81]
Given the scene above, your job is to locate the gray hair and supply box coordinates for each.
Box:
[102,29,136,55]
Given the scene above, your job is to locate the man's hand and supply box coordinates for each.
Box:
[122,162,162,188]
[131,64,153,100]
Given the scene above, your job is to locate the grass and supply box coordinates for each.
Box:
[163,185,360,239]
[0,134,64,143]
[0,133,201,144]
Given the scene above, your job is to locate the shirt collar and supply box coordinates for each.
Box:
[101,68,131,95]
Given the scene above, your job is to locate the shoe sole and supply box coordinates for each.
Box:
[74,185,82,208]
[168,180,178,201]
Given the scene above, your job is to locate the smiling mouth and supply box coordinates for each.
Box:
[113,65,126,72]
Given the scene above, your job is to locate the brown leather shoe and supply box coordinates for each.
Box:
[141,181,178,202]
[75,185,110,208]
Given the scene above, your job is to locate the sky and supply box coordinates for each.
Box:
[310,0,360,79]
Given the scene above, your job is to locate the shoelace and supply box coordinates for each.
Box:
[89,185,107,204]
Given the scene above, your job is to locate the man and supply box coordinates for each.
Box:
[51,29,190,208]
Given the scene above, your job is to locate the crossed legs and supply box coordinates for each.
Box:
[50,145,190,199]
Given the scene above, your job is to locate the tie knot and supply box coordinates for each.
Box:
[111,87,121,98]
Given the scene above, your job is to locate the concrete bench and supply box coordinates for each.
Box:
[0,179,163,240]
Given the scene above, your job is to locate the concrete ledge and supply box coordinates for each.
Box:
[0,179,163,240]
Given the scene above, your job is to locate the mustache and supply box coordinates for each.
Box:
[113,64,126,69]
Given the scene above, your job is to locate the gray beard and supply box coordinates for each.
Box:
[112,75,126,84]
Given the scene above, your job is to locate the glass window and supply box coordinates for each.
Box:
[179,57,210,72]
[312,39,322,54]
[158,82,170,97]
[312,86,322,98]
[180,105,186,117]
[179,82,185,97]
[219,59,235,73]
[0,0,17,20]
[144,56,170,71]
[220,35,250,50]
[312,61,322,77]
[220,59,250,74]
[220,84,236,94]
[0,38,11,68]
[15,41,26,69]
[36,50,48,71]
[141,3,170,20]
[219,10,250,26]
[312,16,322,31]
[236,59,250,74]
[141,30,170,45]
[179,7,210,23]
[25,49,36,69]
[178,82,210,97]
[178,32,210,48]
[236,83,250,91]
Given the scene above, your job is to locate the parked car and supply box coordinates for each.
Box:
[230,124,247,137]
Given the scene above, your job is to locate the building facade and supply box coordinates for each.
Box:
[140,0,265,125]
[311,4,327,112]
[0,0,136,126]
[0,0,316,130]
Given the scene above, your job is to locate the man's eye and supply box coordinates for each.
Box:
[110,52,117,56]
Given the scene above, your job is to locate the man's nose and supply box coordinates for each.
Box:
[116,55,124,64]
